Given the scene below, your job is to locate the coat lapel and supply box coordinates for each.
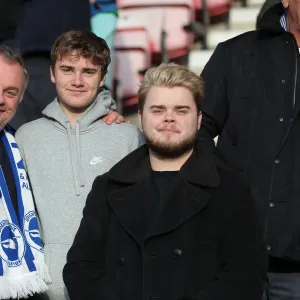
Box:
[107,145,220,246]
[109,180,153,247]
[145,177,211,240]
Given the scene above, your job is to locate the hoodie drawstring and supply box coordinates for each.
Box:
[75,121,84,188]
[67,122,84,196]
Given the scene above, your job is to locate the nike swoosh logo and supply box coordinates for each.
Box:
[90,157,105,165]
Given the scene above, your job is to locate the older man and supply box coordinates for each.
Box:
[0,45,50,299]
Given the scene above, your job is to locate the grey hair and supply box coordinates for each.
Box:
[0,45,29,93]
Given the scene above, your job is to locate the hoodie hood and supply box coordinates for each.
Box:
[41,88,116,196]
[42,88,117,131]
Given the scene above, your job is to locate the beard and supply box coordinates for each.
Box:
[144,129,197,159]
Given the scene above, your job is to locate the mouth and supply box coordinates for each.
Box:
[159,128,180,134]
[67,90,87,93]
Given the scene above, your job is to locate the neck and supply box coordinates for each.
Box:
[287,13,300,47]
[59,102,86,125]
[149,148,194,171]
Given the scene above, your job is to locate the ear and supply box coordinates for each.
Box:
[197,112,202,130]
[282,0,289,8]
[50,66,56,84]
[138,110,143,130]
[99,75,106,87]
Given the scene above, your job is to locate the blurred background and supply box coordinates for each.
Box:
[0,0,269,128]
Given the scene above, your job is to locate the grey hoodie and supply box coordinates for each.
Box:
[15,90,144,300]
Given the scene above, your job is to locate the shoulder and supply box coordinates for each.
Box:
[221,30,258,49]
[104,122,140,134]
[16,118,47,140]
[100,122,143,139]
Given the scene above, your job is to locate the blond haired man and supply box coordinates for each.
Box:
[63,63,267,300]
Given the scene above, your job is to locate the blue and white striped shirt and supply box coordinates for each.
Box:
[280,13,287,31]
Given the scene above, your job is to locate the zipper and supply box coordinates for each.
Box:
[292,36,298,108]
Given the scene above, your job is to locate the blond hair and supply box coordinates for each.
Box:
[138,63,203,113]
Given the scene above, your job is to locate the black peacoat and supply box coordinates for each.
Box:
[63,144,267,300]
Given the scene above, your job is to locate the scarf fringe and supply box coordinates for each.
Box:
[34,259,51,284]
[0,271,48,299]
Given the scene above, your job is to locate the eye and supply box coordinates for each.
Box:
[152,109,163,114]
[84,70,95,76]
[62,68,72,74]
[177,109,188,115]
[5,91,17,97]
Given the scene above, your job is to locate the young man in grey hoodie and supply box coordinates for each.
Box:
[15,30,144,300]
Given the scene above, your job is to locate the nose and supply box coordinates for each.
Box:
[72,72,84,87]
[164,110,175,123]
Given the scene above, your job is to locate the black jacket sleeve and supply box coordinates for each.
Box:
[198,42,229,149]
[191,185,268,300]
[63,175,120,300]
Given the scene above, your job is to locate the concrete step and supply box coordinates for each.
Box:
[188,49,214,74]
[207,27,248,48]
[229,6,260,29]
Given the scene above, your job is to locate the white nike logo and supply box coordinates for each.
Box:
[90,157,105,165]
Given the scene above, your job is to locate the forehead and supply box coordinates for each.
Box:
[145,85,196,108]
[56,51,101,70]
[0,56,25,89]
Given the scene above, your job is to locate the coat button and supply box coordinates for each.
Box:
[267,245,271,251]
[117,257,125,266]
[279,118,284,122]
[173,248,183,257]
[282,79,286,84]
[275,159,280,164]
[149,297,159,300]
[270,202,275,208]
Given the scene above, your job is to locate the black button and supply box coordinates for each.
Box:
[148,252,157,257]
[117,257,125,266]
[149,297,159,300]
[178,298,186,300]
[173,248,183,257]
[275,159,280,164]
[290,118,294,122]
[279,118,284,122]
[267,245,271,251]
[270,202,275,208]
[282,79,286,84]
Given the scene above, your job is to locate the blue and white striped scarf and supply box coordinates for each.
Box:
[0,126,50,299]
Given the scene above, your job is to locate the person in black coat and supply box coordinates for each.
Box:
[63,63,267,300]
[199,1,300,298]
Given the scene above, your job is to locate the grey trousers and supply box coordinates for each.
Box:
[263,272,300,300]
